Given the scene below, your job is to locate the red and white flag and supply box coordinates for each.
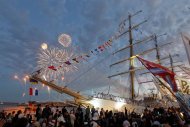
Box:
[137,56,178,92]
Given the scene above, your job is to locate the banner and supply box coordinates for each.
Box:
[176,77,190,94]
[137,56,178,92]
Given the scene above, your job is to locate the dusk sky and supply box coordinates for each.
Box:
[1,0,190,102]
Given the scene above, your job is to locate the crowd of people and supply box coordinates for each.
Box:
[0,105,190,127]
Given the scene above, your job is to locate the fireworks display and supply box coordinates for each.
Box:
[37,47,77,80]
[58,34,72,47]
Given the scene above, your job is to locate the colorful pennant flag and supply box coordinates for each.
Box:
[104,41,112,47]
[78,55,87,61]
[48,66,57,71]
[94,48,99,53]
[29,78,38,84]
[91,50,95,55]
[98,45,106,51]
[84,54,90,58]
[72,58,79,63]
[64,61,71,65]
[137,56,178,92]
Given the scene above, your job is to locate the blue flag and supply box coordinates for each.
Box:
[35,89,38,96]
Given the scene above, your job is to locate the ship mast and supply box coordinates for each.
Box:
[154,33,168,64]
[154,34,161,64]
[108,20,176,100]
[154,35,179,74]
[128,14,135,99]
[108,11,149,99]
[169,54,174,72]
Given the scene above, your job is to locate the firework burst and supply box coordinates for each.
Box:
[37,47,77,80]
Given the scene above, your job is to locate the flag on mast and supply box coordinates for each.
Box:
[29,78,38,84]
[137,56,178,92]
[181,33,190,64]
[137,55,190,118]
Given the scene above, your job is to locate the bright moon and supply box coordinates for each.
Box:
[41,43,48,50]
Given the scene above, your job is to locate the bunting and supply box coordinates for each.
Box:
[72,58,79,63]
[47,39,114,70]
[84,54,90,58]
[78,55,87,61]
[46,29,117,71]
[94,49,99,54]
[64,61,71,65]
[48,66,57,71]
[98,45,106,51]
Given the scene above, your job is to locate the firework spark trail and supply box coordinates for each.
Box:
[37,47,77,80]
[58,34,72,47]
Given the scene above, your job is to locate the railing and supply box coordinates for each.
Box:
[91,93,129,103]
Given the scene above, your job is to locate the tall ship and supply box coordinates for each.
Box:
[28,10,190,113]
